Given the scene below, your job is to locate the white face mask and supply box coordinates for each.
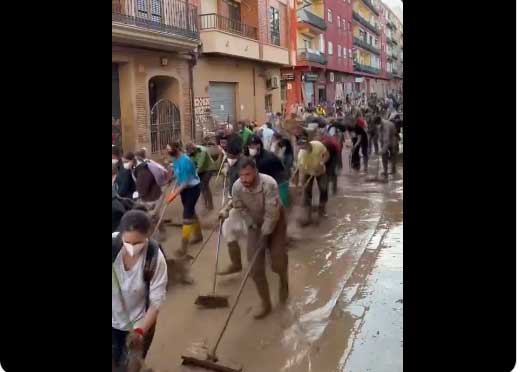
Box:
[123,162,132,170]
[227,158,238,166]
[123,240,147,257]
[249,148,258,156]
[112,159,119,165]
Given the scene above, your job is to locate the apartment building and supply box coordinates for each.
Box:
[112,0,200,156]
[195,0,290,132]
[281,0,327,111]
[381,2,402,95]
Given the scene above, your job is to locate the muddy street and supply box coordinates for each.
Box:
[146,152,403,372]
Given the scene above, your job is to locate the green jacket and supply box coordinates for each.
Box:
[240,127,254,147]
[190,145,216,173]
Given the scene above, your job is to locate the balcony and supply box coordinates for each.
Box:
[112,0,199,51]
[297,48,327,65]
[200,13,258,40]
[386,20,397,30]
[361,0,380,16]
[353,36,380,55]
[353,11,380,35]
[354,62,380,75]
[387,35,398,45]
[199,13,259,60]
[297,8,327,31]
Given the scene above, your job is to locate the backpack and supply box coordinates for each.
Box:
[145,160,169,187]
[114,194,135,211]
[112,235,165,310]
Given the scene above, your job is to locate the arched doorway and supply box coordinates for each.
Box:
[148,76,181,154]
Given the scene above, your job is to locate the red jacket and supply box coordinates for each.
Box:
[356,117,367,129]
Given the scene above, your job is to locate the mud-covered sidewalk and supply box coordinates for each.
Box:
[146,149,403,372]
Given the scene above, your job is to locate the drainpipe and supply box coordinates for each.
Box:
[188,49,198,141]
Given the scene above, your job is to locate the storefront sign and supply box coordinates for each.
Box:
[282,73,295,81]
[304,73,319,82]
[355,77,364,83]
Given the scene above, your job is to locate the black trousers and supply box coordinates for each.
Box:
[351,139,368,171]
[303,173,328,207]
[180,183,201,220]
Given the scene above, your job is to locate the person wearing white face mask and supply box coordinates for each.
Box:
[112,210,168,370]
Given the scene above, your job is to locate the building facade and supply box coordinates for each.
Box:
[381,2,402,95]
[194,0,290,135]
[112,0,200,156]
[281,0,327,113]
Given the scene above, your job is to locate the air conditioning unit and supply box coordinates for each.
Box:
[267,76,279,89]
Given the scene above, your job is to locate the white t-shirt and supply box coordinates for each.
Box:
[112,245,168,331]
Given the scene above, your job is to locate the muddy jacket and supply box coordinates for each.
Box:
[378,119,398,153]
[231,173,281,236]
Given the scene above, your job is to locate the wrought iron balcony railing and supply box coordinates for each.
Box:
[297,48,327,64]
[353,36,380,55]
[352,11,380,35]
[112,0,199,40]
[199,13,258,40]
[354,62,380,75]
[297,8,327,31]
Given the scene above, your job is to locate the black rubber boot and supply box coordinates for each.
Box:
[217,241,243,275]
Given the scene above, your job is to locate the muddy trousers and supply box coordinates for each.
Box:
[303,173,328,209]
[368,132,379,155]
[326,156,338,196]
[381,147,398,176]
[247,209,288,306]
[199,171,214,210]
[112,323,156,369]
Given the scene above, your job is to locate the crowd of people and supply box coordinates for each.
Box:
[111,92,403,370]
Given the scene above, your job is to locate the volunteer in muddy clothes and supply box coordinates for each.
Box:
[166,141,203,257]
[186,142,216,211]
[112,210,168,369]
[219,158,289,319]
[296,134,330,223]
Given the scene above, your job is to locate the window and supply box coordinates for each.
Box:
[337,16,341,28]
[303,38,311,49]
[374,38,379,47]
[269,7,280,46]
[369,35,373,45]
[342,19,346,31]
[343,47,347,58]
[137,0,162,22]
[327,9,332,23]
[320,34,325,53]
[265,94,272,112]
[338,44,342,57]
[328,41,333,55]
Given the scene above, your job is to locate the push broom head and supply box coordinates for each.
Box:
[181,354,242,372]
[194,295,229,309]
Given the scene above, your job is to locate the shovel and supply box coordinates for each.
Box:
[194,220,229,309]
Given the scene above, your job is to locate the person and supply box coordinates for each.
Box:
[185,142,215,211]
[259,122,275,151]
[315,104,326,116]
[319,128,341,196]
[112,163,127,233]
[347,119,369,173]
[113,146,136,199]
[218,158,288,319]
[217,135,249,277]
[367,112,380,156]
[112,210,168,369]
[166,141,203,256]
[238,120,254,149]
[296,134,330,222]
[246,135,289,208]
[374,116,399,178]
[271,132,294,177]
[126,152,163,211]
